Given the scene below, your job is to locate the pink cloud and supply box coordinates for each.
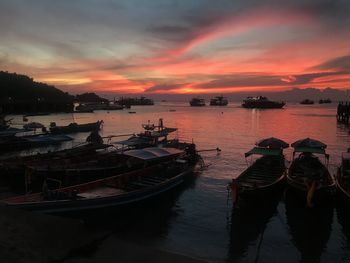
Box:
[155,7,314,60]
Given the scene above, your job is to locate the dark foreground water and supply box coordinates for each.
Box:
[7,102,350,262]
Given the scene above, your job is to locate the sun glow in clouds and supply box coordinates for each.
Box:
[0,0,349,94]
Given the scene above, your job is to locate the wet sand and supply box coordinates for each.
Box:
[65,235,207,263]
[0,205,206,263]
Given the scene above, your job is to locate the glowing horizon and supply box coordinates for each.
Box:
[0,1,349,94]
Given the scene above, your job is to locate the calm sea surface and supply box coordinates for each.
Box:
[8,102,350,262]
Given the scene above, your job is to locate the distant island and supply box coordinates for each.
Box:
[75,92,109,104]
[117,96,154,106]
[0,72,112,114]
[0,71,74,114]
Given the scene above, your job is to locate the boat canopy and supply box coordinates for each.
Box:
[291,138,327,149]
[293,146,329,159]
[0,128,28,137]
[123,147,184,161]
[245,147,282,157]
[116,136,151,146]
[25,134,73,143]
[256,137,289,149]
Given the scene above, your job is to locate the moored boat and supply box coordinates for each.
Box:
[117,96,154,106]
[2,151,199,214]
[242,96,285,109]
[189,97,205,106]
[287,138,335,206]
[0,133,72,153]
[300,99,314,105]
[336,150,350,203]
[319,98,332,104]
[115,118,179,149]
[0,119,198,193]
[76,102,123,111]
[49,120,102,134]
[210,95,228,106]
[0,146,189,193]
[229,137,288,201]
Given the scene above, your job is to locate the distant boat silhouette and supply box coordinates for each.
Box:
[242,96,285,109]
[300,99,314,105]
[189,97,206,106]
[210,95,228,106]
[319,99,332,104]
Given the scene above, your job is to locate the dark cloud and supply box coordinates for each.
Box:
[311,55,350,71]
[195,71,348,89]
[145,83,187,92]
[148,25,192,41]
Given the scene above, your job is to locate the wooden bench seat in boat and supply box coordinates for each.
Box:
[142,177,164,183]
[77,187,125,199]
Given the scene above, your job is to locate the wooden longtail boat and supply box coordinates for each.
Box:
[49,121,102,134]
[230,138,288,201]
[336,151,350,202]
[3,157,197,214]
[287,138,335,206]
[1,146,198,194]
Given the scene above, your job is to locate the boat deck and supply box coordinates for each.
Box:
[238,156,285,189]
[78,187,125,198]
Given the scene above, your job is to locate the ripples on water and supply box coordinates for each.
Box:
[8,102,350,262]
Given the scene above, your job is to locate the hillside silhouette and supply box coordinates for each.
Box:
[0,71,74,113]
[75,92,109,103]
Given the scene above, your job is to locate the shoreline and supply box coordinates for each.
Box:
[0,205,206,263]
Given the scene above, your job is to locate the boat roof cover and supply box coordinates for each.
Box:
[291,138,327,149]
[0,128,28,137]
[256,137,289,149]
[150,128,177,137]
[25,134,73,143]
[293,146,326,155]
[123,147,184,160]
[115,136,151,146]
[245,147,282,157]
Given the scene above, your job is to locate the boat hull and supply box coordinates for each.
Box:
[50,121,102,134]
[232,155,287,200]
[238,174,286,198]
[336,167,350,204]
[5,168,194,214]
[189,102,205,106]
[242,102,285,109]
[286,173,336,205]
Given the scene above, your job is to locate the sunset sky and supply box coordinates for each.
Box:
[0,0,350,94]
